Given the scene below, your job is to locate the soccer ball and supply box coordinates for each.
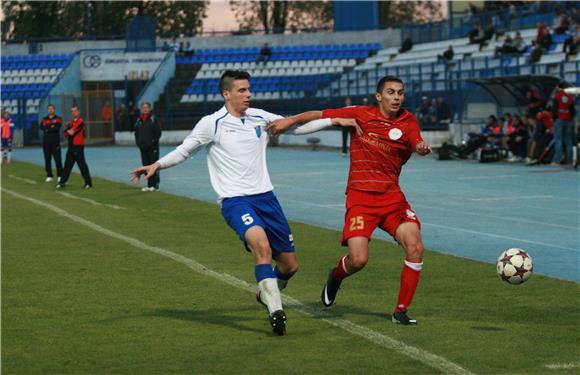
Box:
[496,248,533,285]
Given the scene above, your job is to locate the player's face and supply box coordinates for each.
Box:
[48,106,55,116]
[376,81,404,118]
[71,107,80,118]
[224,79,251,114]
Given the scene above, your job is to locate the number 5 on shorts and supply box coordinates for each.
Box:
[241,213,254,225]
[349,215,364,231]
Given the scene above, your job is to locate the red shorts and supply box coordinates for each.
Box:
[341,190,421,246]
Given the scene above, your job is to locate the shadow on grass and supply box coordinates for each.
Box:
[145,307,270,336]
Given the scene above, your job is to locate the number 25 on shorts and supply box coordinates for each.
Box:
[349,216,364,231]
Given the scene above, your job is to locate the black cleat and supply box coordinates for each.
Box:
[256,291,268,311]
[392,310,417,325]
[269,309,286,336]
[321,267,342,307]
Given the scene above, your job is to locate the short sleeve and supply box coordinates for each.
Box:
[321,106,361,119]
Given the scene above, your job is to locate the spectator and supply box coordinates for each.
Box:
[482,114,503,147]
[563,27,580,56]
[436,96,451,123]
[128,100,139,127]
[540,27,553,51]
[536,22,547,44]
[526,85,545,116]
[554,11,570,35]
[428,99,438,125]
[134,102,162,191]
[513,32,527,53]
[341,96,353,156]
[505,115,529,162]
[101,101,113,126]
[115,103,129,131]
[551,82,575,165]
[168,36,181,52]
[1,110,15,164]
[469,24,485,45]
[257,43,272,64]
[483,22,496,44]
[417,96,431,126]
[182,41,195,56]
[399,36,413,53]
[437,45,454,62]
[529,41,543,64]
[526,107,554,165]
[495,34,519,55]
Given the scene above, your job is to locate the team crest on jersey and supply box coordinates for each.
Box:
[389,128,403,140]
[254,126,262,138]
[562,96,569,103]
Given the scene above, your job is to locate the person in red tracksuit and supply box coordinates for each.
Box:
[552,83,576,165]
[269,75,432,325]
[57,105,93,189]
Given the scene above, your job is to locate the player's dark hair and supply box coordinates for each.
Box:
[47,103,55,109]
[376,76,404,93]
[219,70,251,93]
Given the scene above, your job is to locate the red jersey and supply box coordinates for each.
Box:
[536,110,553,131]
[322,105,423,205]
[554,91,574,121]
[1,117,13,139]
[64,117,86,145]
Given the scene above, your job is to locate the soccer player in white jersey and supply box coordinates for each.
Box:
[130,71,298,335]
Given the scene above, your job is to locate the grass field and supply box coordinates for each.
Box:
[2,161,579,374]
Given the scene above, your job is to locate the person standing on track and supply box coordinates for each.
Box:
[134,102,161,191]
[1,110,15,164]
[131,71,358,335]
[268,75,432,325]
[57,105,93,189]
[40,104,64,182]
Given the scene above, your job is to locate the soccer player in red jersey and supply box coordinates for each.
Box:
[268,76,431,325]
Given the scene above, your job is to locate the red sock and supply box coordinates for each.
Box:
[332,256,350,280]
[395,260,423,313]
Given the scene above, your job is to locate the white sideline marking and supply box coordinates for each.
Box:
[544,362,580,370]
[3,187,474,375]
[467,195,553,202]
[9,175,37,184]
[423,222,577,251]
[57,191,125,210]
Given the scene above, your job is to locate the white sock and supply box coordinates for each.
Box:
[258,278,283,314]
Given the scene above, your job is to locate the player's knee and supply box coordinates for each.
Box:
[349,253,368,271]
[405,241,424,262]
[285,262,299,275]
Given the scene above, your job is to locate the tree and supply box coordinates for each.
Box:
[230,1,332,34]
[378,1,443,27]
[1,1,209,41]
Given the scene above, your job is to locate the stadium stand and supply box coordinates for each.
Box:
[178,43,380,103]
[1,54,75,121]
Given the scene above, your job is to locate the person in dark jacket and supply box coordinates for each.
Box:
[40,104,64,182]
[134,102,162,191]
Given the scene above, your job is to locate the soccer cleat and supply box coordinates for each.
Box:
[392,310,417,325]
[255,291,268,311]
[269,309,286,336]
[55,183,65,189]
[45,177,53,182]
[83,184,92,189]
[321,267,342,307]
[141,187,150,192]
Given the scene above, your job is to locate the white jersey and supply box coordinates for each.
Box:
[157,106,283,202]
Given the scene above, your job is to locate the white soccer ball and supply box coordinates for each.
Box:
[496,248,533,285]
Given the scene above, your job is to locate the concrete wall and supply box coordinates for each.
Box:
[2,28,401,56]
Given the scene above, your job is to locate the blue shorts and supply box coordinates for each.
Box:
[221,191,294,253]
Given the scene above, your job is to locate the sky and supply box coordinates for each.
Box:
[203,0,238,33]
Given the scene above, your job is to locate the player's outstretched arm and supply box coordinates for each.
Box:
[131,162,161,184]
[267,111,323,135]
[415,141,432,156]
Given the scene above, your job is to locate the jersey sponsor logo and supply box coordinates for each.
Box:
[359,132,393,152]
[406,209,417,219]
[389,128,403,140]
